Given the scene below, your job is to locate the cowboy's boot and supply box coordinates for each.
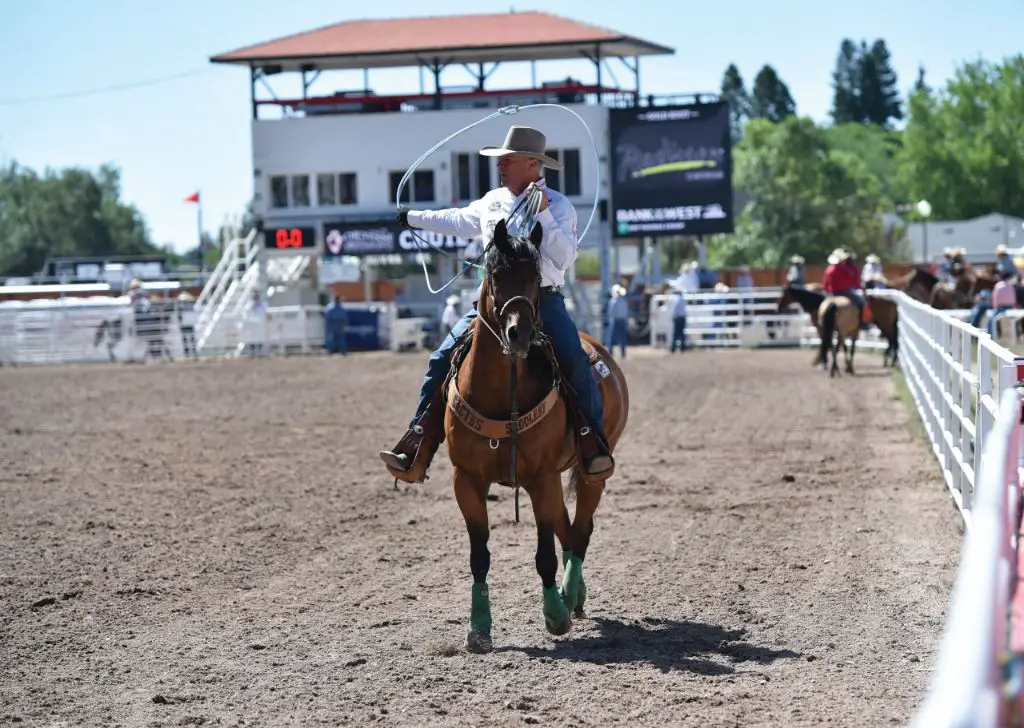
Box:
[574,410,615,484]
[379,402,444,484]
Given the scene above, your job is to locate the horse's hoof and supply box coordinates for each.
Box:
[574,581,588,617]
[465,629,493,654]
[545,612,572,637]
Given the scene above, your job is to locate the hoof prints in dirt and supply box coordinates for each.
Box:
[0,351,958,726]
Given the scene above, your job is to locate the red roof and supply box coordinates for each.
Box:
[210,11,674,71]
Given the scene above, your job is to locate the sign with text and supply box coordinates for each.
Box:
[322,220,473,258]
[609,102,734,238]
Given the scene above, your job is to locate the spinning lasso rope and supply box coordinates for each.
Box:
[394,103,603,295]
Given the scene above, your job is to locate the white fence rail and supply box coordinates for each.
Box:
[892,286,1024,727]
[646,287,891,351]
[912,390,1022,728]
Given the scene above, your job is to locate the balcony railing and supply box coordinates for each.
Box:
[256,83,719,119]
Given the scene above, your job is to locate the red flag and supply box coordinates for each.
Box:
[183,192,200,204]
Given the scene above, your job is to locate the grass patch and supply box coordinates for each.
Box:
[891,367,927,443]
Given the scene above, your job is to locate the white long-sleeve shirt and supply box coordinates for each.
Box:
[406,178,578,289]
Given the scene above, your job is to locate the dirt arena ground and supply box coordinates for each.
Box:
[1,347,961,727]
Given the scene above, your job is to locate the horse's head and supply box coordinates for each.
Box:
[484,217,543,358]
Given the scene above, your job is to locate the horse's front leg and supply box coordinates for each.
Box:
[530,472,572,636]
[846,338,857,374]
[561,469,602,616]
[453,467,493,653]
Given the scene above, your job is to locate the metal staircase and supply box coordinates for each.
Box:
[194,230,311,356]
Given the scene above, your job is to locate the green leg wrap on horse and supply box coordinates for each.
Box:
[560,552,584,611]
[543,584,570,632]
[470,582,492,633]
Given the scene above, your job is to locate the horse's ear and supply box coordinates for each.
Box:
[529,221,543,248]
[492,218,512,255]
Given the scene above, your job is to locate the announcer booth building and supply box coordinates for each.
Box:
[208,11,731,316]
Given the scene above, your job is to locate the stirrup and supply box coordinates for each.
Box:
[578,425,615,483]
[380,423,438,485]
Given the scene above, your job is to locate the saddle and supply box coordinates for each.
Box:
[440,327,609,444]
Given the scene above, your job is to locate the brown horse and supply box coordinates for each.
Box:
[443,218,629,653]
[865,293,899,367]
[817,295,861,377]
[890,267,937,304]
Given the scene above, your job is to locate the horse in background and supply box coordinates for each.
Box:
[817,295,861,377]
[94,300,176,362]
[889,267,937,304]
[865,294,899,367]
[442,218,629,653]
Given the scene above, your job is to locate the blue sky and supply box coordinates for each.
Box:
[2,0,1021,253]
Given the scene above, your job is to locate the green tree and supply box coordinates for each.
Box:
[749,65,796,122]
[720,63,751,143]
[858,39,902,127]
[823,123,907,202]
[0,160,159,277]
[829,38,903,127]
[898,54,1024,220]
[711,117,891,268]
[830,39,861,124]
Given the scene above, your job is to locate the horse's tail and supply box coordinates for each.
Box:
[819,302,838,362]
[566,466,581,500]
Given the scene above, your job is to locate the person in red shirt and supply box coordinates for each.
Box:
[822,248,867,324]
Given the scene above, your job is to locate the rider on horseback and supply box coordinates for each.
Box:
[379,125,615,485]
[822,248,867,323]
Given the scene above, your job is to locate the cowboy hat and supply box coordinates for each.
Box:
[827,248,849,265]
[996,244,1009,255]
[445,294,460,306]
[611,284,627,297]
[865,253,880,263]
[479,125,564,171]
[790,255,805,264]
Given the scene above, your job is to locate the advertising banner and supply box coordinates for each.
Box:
[609,102,734,238]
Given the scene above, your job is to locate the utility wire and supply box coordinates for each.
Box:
[0,68,212,107]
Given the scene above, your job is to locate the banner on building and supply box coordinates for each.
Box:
[608,102,734,238]
[322,220,473,258]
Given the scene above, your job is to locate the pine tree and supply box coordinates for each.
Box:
[720,64,751,142]
[750,65,796,122]
[914,64,928,92]
[863,39,902,127]
[830,39,861,124]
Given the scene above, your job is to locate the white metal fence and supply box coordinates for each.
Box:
[892,287,1024,727]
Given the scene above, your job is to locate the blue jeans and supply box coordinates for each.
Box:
[414,290,607,440]
[987,305,1012,337]
[671,316,687,352]
[970,302,991,329]
[607,318,628,358]
[325,322,347,355]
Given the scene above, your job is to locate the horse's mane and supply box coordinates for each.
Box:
[912,267,938,286]
[787,284,825,309]
[484,226,541,277]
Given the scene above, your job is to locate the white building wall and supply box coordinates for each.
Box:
[906,213,1024,263]
[251,104,610,248]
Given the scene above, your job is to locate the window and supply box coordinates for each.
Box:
[270,176,289,209]
[317,174,336,206]
[389,169,435,204]
[316,172,358,206]
[453,152,493,202]
[291,175,310,207]
[270,174,313,208]
[338,173,357,204]
[542,148,582,197]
